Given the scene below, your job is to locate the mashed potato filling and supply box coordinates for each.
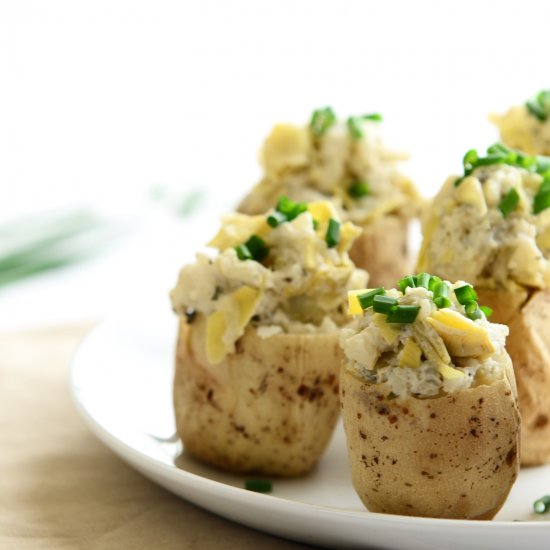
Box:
[340,280,509,399]
[418,160,550,290]
[239,109,420,224]
[171,199,368,363]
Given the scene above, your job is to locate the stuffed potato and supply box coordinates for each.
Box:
[340,275,520,519]
[417,144,550,465]
[171,197,368,476]
[237,108,421,287]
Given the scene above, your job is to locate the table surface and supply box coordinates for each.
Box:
[0,324,318,549]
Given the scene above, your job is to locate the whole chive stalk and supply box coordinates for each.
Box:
[533,495,550,514]
[245,479,273,493]
[373,295,398,314]
[348,180,371,198]
[454,284,478,305]
[386,304,420,324]
[325,218,341,248]
[498,187,520,218]
[357,288,385,309]
[310,107,336,137]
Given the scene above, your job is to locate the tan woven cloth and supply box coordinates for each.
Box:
[0,325,316,550]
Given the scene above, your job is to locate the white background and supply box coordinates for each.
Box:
[1,0,549,330]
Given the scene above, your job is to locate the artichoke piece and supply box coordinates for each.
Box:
[427,309,495,358]
[399,338,422,368]
[412,319,451,366]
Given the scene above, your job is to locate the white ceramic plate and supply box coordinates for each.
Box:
[71,307,550,550]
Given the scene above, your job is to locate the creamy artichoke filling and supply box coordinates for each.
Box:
[239,109,420,224]
[491,100,550,156]
[418,163,550,290]
[171,200,368,364]
[341,284,509,399]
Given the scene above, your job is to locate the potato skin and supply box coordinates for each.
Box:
[477,288,550,466]
[174,315,342,476]
[348,215,410,289]
[340,360,520,519]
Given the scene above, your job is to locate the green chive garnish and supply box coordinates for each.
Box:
[398,275,416,294]
[235,244,252,261]
[428,275,442,292]
[454,284,478,305]
[534,184,550,214]
[373,295,398,314]
[347,117,363,140]
[465,302,482,321]
[498,187,520,218]
[526,90,550,122]
[267,211,287,228]
[363,113,383,122]
[416,273,431,290]
[310,107,337,137]
[236,235,269,262]
[357,287,385,309]
[245,479,273,493]
[434,296,452,309]
[534,495,550,514]
[480,305,493,318]
[325,218,341,248]
[386,305,421,324]
[348,181,370,198]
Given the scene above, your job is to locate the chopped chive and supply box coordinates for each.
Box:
[373,295,398,314]
[363,113,383,122]
[434,296,452,309]
[463,149,478,171]
[312,219,319,230]
[534,189,550,214]
[398,275,416,294]
[357,287,385,309]
[433,281,450,300]
[387,391,398,400]
[454,284,478,305]
[428,275,442,292]
[498,187,520,218]
[325,218,341,248]
[416,273,431,289]
[480,305,493,318]
[267,211,287,227]
[235,244,252,261]
[245,479,273,493]
[526,90,550,122]
[465,302,482,320]
[310,107,336,137]
[347,117,364,140]
[386,305,421,324]
[348,180,371,198]
[275,196,307,221]
[533,495,550,514]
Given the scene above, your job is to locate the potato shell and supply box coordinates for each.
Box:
[340,360,520,519]
[348,215,411,289]
[174,315,342,476]
[477,288,550,466]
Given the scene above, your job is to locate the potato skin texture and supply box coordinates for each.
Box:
[340,361,520,519]
[348,216,410,289]
[477,288,550,466]
[174,315,342,476]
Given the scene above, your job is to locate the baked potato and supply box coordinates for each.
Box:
[237,108,421,287]
[174,314,341,476]
[490,90,550,156]
[417,145,550,465]
[477,288,550,466]
[340,276,520,519]
[171,198,368,475]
